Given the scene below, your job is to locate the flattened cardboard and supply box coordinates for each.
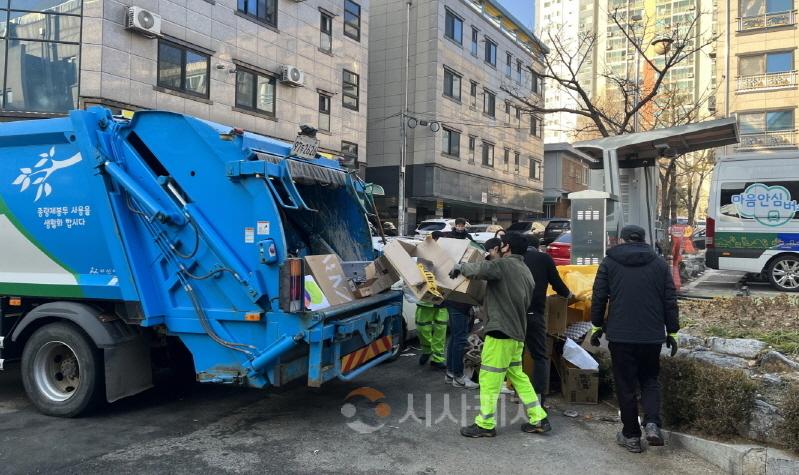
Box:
[354,256,399,299]
[560,361,599,404]
[304,254,355,307]
[435,238,486,305]
[382,239,447,304]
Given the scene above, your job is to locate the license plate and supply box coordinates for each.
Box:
[340,335,393,373]
[291,135,319,159]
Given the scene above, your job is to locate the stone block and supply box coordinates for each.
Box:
[747,399,784,444]
[687,350,750,370]
[709,337,767,359]
[760,351,799,373]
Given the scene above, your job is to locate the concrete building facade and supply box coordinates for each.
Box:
[713,0,798,153]
[367,0,549,232]
[0,0,369,169]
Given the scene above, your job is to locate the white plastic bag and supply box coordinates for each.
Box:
[563,338,599,371]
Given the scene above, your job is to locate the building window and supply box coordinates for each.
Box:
[320,12,333,52]
[483,89,495,117]
[740,0,794,18]
[1,1,82,114]
[482,141,495,167]
[516,60,523,83]
[468,135,476,163]
[443,67,462,100]
[505,53,512,77]
[505,102,512,124]
[444,9,463,44]
[158,40,210,98]
[739,51,793,76]
[442,128,460,157]
[514,152,520,174]
[530,158,542,180]
[530,115,543,137]
[237,0,278,28]
[342,69,359,111]
[344,0,361,42]
[531,70,544,95]
[470,27,479,56]
[341,141,358,166]
[503,148,511,171]
[584,167,590,185]
[469,81,478,108]
[319,94,331,131]
[235,68,276,115]
[516,106,522,127]
[737,109,795,148]
[485,38,497,66]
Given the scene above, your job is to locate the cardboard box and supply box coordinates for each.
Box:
[353,256,399,299]
[546,295,590,337]
[439,239,487,305]
[382,238,460,305]
[560,361,599,404]
[522,336,555,395]
[304,254,355,307]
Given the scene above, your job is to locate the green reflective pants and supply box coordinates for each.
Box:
[415,305,448,363]
[476,336,547,430]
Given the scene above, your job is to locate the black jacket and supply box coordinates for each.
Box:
[523,249,571,315]
[447,229,475,241]
[590,242,679,344]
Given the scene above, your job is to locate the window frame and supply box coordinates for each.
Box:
[318,93,331,131]
[444,8,463,45]
[234,66,277,116]
[516,60,523,83]
[442,127,461,158]
[503,147,511,172]
[530,115,544,137]
[341,140,359,166]
[320,11,333,52]
[157,39,211,99]
[738,108,795,133]
[483,88,496,118]
[505,52,512,77]
[514,151,520,174]
[482,141,495,167]
[443,67,462,101]
[470,27,479,56]
[344,0,361,42]
[484,38,497,66]
[468,135,477,163]
[469,80,478,108]
[237,0,278,28]
[530,158,542,180]
[342,69,360,111]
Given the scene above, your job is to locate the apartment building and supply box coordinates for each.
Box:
[542,143,596,217]
[0,0,369,170]
[367,0,549,231]
[713,0,798,152]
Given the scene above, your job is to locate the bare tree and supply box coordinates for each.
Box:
[675,150,716,224]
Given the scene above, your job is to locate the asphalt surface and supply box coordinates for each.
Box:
[680,269,781,298]
[0,351,722,474]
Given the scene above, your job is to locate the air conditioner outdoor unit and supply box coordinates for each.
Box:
[280,65,305,87]
[126,6,162,38]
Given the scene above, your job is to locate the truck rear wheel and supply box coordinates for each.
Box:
[21,322,103,417]
[769,256,799,292]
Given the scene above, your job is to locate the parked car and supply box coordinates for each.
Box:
[506,220,547,245]
[469,224,504,243]
[542,219,571,245]
[414,219,470,239]
[546,232,572,266]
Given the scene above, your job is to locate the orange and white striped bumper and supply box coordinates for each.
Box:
[340,335,393,373]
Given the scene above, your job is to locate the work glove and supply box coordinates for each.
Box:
[590,326,603,347]
[449,263,463,279]
[666,333,679,357]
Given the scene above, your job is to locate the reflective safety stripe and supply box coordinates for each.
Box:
[523,400,541,410]
[416,321,433,326]
[478,412,495,420]
[480,364,507,373]
[435,320,448,324]
[509,361,522,367]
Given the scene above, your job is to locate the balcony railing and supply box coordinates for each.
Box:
[737,71,798,92]
[738,10,797,31]
[736,130,797,150]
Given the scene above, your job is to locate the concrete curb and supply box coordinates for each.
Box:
[663,430,799,475]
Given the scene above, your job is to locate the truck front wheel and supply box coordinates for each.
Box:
[21,322,104,417]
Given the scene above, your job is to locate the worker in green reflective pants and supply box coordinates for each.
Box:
[415,302,448,369]
[450,234,551,437]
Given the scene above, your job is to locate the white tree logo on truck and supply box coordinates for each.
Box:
[12,147,83,202]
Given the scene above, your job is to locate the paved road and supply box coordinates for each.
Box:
[680,269,781,298]
[0,353,721,474]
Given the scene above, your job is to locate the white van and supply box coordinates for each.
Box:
[706,152,799,291]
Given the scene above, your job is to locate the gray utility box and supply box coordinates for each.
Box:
[568,190,619,265]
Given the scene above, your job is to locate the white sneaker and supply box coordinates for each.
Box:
[453,376,479,389]
[445,372,454,384]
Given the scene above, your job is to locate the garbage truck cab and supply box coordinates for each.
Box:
[0,107,403,416]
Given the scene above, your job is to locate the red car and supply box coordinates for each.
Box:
[546,232,572,266]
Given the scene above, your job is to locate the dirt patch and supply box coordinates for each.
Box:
[680,296,799,356]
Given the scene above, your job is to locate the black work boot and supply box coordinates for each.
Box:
[521,418,552,434]
[616,432,643,453]
[430,361,446,370]
[419,354,430,365]
[460,423,497,438]
[644,423,665,446]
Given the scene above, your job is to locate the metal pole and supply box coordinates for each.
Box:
[398,1,412,236]
[634,55,640,133]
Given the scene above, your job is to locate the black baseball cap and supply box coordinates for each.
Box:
[620,224,646,242]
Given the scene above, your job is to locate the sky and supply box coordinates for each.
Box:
[497,0,535,31]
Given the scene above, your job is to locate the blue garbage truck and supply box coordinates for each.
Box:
[0,107,403,417]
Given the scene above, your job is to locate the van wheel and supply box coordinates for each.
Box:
[768,256,799,292]
[21,322,103,417]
